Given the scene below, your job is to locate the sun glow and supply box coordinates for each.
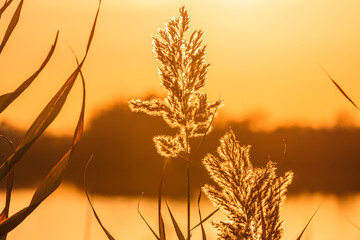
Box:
[1,0,360,134]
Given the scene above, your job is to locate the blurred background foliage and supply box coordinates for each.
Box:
[1,97,360,197]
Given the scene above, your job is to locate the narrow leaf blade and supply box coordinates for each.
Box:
[85,0,101,54]
[0,31,59,113]
[321,66,359,111]
[190,208,219,232]
[197,190,206,240]
[84,156,115,240]
[296,201,322,240]
[0,63,78,181]
[0,136,15,240]
[0,58,87,235]
[0,0,101,235]
[137,194,160,240]
[344,216,360,231]
[165,200,185,240]
[196,96,221,152]
[0,0,24,54]
[0,0,14,19]
[0,0,102,181]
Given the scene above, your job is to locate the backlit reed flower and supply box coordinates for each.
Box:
[129,7,222,159]
[202,130,293,240]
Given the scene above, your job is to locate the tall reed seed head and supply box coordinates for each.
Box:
[202,130,293,240]
[129,7,222,159]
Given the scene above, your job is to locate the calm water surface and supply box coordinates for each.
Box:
[3,185,360,240]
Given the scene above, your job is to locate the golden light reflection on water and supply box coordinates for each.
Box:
[3,185,360,239]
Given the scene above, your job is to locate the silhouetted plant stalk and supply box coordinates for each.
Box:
[129,6,222,239]
[202,130,293,240]
[0,0,102,237]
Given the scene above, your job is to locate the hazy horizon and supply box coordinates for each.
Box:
[2,95,360,137]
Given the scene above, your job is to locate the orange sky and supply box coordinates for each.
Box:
[1,0,360,135]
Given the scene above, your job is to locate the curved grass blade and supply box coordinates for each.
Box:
[0,135,15,240]
[83,202,93,240]
[321,66,359,111]
[196,95,222,153]
[0,60,78,181]
[190,208,219,232]
[84,156,115,240]
[137,194,160,240]
[296,201,322,240]
[0,0,23,54]
[196,190,206,240]
[0,31,59,113]
[30,51,86,205]
[0,63,85,235]
[165,200,185,240]
[0,0,101,181]
[0,0,14,20]
[85,0,101,55]
[344,215,360,230]
[0,0,101,234]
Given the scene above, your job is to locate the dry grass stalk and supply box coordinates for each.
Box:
[129,6,222,239]
[129,6,222,160]
[202,130,293,240]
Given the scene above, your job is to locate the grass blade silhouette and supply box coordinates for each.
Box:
[0,62,86,235]
[296,202,322,240]
[0,0,101,235]
[196,96,222,153]
[84,156,115,240]
[0,0,23,54]
[85,0,101,55]
[0,0,101,181]
[0,59,78,181]
[321,66,359,111]
[0,31,59,113]
[190,208,219,232]
[0,135,15,240]
[196,190,206,240]
[78,39,115,239]
[165,200,185,240]
[138,194,160,240]
[0,0,14,20]
[344,216,360,231]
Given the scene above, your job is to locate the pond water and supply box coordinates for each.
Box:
[3,185,360,239]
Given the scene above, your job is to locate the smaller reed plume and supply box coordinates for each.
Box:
[202,129,293,240]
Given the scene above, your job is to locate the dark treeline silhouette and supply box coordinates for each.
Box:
[1,101,360,197]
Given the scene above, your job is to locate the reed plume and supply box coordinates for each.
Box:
[202,129,293,240]
[129,6,222,159]
[129,6,222,239]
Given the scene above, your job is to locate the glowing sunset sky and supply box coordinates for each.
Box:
[1,0,360,135]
